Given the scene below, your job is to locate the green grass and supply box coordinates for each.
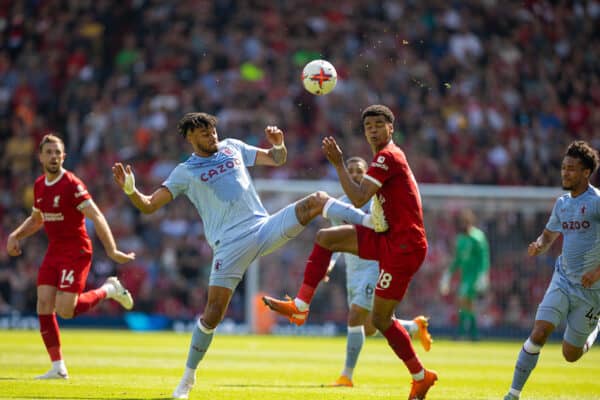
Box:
[0,330,599,399]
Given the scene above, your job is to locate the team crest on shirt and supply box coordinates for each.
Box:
[53,195,61,207]
[222,147,234,156]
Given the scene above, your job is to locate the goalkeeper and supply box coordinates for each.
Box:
[440,209,490,340]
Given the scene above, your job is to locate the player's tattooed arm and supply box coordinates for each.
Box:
[269,144,287,165]
[256,125,287,166]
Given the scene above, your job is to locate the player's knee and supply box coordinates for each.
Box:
[315,228,334,248]
[296,191,331,225]
[370,312,391,332]
[530,328,550,345]
[55,308,74,319]
[562,349,581,362]
[308,191,330,211]
[202,303,226,328]
[562,343,583,362]
[364,325,378,336]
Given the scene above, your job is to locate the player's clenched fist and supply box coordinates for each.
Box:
[6,234,22,256]
[527,241,542,256]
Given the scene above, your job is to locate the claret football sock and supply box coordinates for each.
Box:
[39,313,62,362]
[73,288,106,316]
[296,244,333,305]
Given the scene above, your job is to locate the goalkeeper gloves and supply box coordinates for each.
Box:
[439,271,451,296]
[475,272,490,293]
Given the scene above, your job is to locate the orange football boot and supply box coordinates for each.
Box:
[408,369,438,400]
[413,316,433,352]
[262,295,309,326]
[328,375,353,387]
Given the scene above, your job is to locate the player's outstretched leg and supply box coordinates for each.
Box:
[104,276,134,310]
[395,317,433,352]
[262,295,308,326]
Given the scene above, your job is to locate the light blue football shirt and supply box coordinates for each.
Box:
[162,138,268,248]
[546,185,600,289]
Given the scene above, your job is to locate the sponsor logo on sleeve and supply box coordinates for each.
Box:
[74,184,88,198]
[371,156,389,171]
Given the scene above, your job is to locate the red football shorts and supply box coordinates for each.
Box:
[37,248,92,294]
[356,225,427,301]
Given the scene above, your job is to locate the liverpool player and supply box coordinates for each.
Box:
[6,134,135,379]
[263,105,437,399]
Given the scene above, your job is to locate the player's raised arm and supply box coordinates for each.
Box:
[6,210,44,256]
[322,136,378,207]
[112,162,173,214]
[80,200,135,264]
[254,125,287,166]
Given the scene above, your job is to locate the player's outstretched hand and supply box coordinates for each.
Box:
[108,250,136,264]
[112,163,136,195]
[322,136,343,167]
[6,234,21,257]
[112,162,127,188]
[265,125,284,146]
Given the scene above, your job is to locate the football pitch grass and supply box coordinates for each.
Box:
[1,330,599,400]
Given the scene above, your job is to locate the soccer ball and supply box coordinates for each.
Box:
[301,59,337,95]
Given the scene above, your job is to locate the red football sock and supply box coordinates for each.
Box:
[39,313,62,362]
[73,288,107,316]
[383,319,423,374]
[296,243,332,304]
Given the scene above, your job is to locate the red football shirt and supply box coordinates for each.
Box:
[32,169,92,254]
[363,141,427,252]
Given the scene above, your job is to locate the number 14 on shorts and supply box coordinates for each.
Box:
[60,269,75,289]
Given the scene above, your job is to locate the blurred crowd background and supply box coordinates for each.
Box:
[0,0,598,332]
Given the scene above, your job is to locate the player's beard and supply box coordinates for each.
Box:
[198,142,218,155]
[44,162,61,175]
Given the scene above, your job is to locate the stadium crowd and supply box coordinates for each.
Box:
[0,0,598,331]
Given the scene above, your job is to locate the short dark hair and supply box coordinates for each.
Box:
[565,140,599,174]
[176,112,218,137]
[39,133,65,153]
[361,104,395,125]
[346,156,367,169]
